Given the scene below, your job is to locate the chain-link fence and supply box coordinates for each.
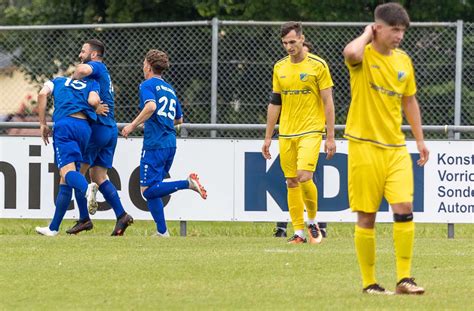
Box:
[0,20,471,139]
[462,22,473,139]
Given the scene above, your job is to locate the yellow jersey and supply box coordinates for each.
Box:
[344,43,417,148]
[272,52,333,138]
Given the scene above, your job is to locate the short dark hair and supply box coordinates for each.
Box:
[145,49,169,74]
[374,2,410,28]
[303,41,314,52]
[85,39,105,57]
[281,22,302,38]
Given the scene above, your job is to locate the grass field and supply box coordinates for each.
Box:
[0,219,472,310]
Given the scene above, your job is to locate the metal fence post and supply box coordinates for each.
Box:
[448,20,464,239]
[454,20,463,141]
[210,17,219,138]
[180,220,187,237]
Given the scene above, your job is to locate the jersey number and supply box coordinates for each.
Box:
[64,78,87,90]
[157,96,176,120]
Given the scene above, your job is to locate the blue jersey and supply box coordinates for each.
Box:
[85,61,115,126]
[45,77,99,122]
[139,77,183,150]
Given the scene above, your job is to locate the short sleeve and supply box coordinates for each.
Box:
[404,58,417,97]
[344,58,362,72]
[175,99,183,120]
[272,65,281,94]
[90,80,100,93]
[44,80,54,92]
[317,62,334,90]
[86,62,100,79]
[139,83,156,110]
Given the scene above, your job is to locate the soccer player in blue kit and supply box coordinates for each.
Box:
[35,77,101,236]
[67,39,134,236]
[121,49,207,237]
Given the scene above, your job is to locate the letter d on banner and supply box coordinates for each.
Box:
[244,153,288,212]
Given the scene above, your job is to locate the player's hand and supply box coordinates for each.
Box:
[364,23,374,40]
[121,124,135,139]
[325,137,336,160]
[416,140,429,166]
[40,124,51,145]
[96,104,109,116]
[262,138,272,160]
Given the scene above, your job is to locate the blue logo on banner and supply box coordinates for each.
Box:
[244,152,424,212]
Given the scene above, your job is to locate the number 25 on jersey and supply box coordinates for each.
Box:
[157,96,176,120]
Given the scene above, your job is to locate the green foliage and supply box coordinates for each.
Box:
[0,0,471,24]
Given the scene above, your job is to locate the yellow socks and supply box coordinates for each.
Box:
[393,221,415,282]
[288,186,305,231]
[354,225,376,288]
[300,179,318,220]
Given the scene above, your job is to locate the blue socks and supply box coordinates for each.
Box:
[147,197,167,234]
[143,180,189,200]
[74,190,90,221]
[73,178,125,220]
[66,170,90,221]
[49,185,73,231]
[65,171,88,194]
[99,180,125,218]
[143,180,189,234]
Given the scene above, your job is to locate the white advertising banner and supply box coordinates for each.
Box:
[0,136,472,223]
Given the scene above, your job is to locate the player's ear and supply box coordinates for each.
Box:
[374,22,383,33]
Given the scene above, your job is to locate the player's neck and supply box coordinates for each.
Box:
[371,40,392,56]
[146,73,162,80]
[290,51,306,64]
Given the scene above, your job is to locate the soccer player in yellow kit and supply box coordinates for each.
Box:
[343,3,429,295]
[262,22,336,244]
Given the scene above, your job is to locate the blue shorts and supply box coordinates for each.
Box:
[83,123,118,168]
[140,147,176,187]
[52,117,91,169]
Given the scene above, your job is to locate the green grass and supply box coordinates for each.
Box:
[0,219,472,310]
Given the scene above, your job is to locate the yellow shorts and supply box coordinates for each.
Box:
[348,141,413,213]
[279,134,322,178]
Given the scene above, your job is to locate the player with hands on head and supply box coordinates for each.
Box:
[343,2,428,295]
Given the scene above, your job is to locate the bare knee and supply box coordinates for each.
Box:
[89,166,108,185]
[286,177,299,188]
[357,212,376,229]
[391,202,413,215]
[79,163,90,175]
[297,170,313,183]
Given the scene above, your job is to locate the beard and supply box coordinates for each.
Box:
[81,54,92,63]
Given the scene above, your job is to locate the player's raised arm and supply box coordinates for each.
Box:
[320,87,336,159]
[343,24,374,65]
[72,64,93,80]
[73,40,101,80]
[37,82,52,145]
